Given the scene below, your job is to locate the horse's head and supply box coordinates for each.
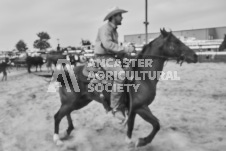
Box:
[160,28,198,63]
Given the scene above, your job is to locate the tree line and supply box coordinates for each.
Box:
[15,32,92,53]
[16,32,51,52]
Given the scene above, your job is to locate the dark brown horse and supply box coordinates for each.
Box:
[219,34,226,51]
[46,51,82,73]
[46,51,66,69]
[52,29,198,147]
[26,54,44,73]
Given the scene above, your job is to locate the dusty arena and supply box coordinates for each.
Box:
[0,62,226,151]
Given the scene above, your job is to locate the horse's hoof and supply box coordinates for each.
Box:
[53,134,63,146]
[125,136,133,144]
[60,131,69,139]
[56,140,63,146]
[135,138,147,147]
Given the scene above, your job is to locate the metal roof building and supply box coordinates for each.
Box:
[124,26,226,45]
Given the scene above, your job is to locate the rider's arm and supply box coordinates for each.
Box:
[99,27,124,53]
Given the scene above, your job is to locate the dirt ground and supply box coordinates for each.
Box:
[0,62,226,151]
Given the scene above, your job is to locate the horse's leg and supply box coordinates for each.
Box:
[58,112,75,140]
[54,105,72,145]
[135,106,160,147]
[27,65,31,73]
[125,112,136,144]
[4,71,7,81]
[66,113,74,135]
[36,65,38,72]
[54,94,93,145]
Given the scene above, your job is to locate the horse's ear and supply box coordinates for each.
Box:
[169,28,172,34]
[161,28,168,37]
[163,28,166,32]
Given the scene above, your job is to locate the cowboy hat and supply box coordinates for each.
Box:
[103,7,128,21]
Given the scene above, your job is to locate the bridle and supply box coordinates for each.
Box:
[138,53,186,66]
[133,40,187,66]
[94,49,186,66]
[176,54,185,66]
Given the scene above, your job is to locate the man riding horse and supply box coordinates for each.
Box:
[94,7,134,121]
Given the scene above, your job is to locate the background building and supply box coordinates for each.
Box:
[124,26,226,63]
[124,26,226,45]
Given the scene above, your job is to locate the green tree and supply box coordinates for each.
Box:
[33,32,51,50]
[81,39,91,46]
[15,40,28,52]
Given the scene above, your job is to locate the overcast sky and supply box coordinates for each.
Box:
[0,0,225,51]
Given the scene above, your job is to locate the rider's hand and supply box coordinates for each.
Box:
[124,46,135,53]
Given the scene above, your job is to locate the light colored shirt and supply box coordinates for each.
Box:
[94,22,124,54]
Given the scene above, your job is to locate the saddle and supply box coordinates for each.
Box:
[79,59,134,117]
[81,58,134,84]
[82,62,113,84]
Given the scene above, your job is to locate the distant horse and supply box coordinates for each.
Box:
[53,29,198,147]
[46,52,66,67]
[219,34,226,51]
[26,53,44,73]
[46,51,67,72]
[10,54,27,70]
[46,52,79,72]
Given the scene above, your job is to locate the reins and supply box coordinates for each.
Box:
[138,53,185,66]
[94,48,186,67]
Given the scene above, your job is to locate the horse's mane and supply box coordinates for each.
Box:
[137,37,160,59]
[137,41,153,59]
[131,39,158,71]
